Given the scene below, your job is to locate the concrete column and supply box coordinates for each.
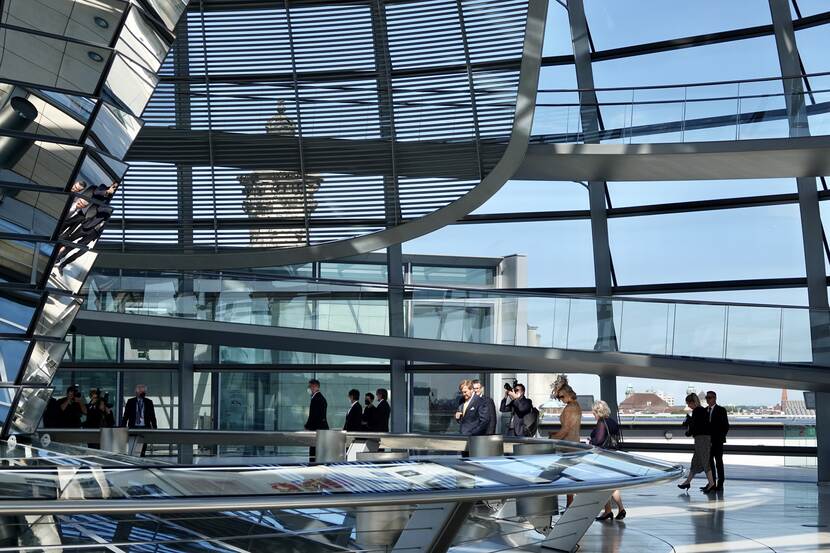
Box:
[768,0,830,483]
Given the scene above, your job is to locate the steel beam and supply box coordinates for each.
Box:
[769,0,830,483]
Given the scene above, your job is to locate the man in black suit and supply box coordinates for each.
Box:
[472,379,497,435]
[122,384,157,457]
[455,380,489,436]
[362,392,377,430]
[122,384,157,429]
[304,379,329,431]
[704,390,729,490]
[344,389,363,431]
[304,379,328,462]
[375,388,391,432]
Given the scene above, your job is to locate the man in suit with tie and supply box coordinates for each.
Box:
[122,384,157,457]
[344,389,363,431]
[472,379,497,435]
[375,388,391,432]
[304,379,328,462]
[705,390,730,490]
[455,379,489,436]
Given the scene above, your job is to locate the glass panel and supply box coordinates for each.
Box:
[116,6,171,74]
[591,37,781,89]
[0,340,29,383]
[73,334,117,362]
[0,88,89,143]
[583,0,771,51]
[0,139,82,190]
[219,371,390,434]
[123,338,178,362]
[411,372,480,434]
[0,386,18,427]
[403,221,595,288]
[103,53,159,116]
[20,340,67,385]
[410,266,494,287]
[671,303,727,359]
[89,102,143,159]
[10,386,52,434]
[724,305,782,362]
[2,0,126,46]
[49,369,117,425]
[194,372,212,429]
[609,205,807,285]
[34,294,81,339]
[608,178,796,207]
[0,187,68,238]
[0,28,111,94]
[472,180,589,214]
[121,371,178,429]
[320,262,387,283]
[0,291,38,334]
[0,239,52,285]
[140,0,188,33]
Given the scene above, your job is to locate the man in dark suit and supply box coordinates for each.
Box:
[472,379,497,435]
[122,384,157,457]
[304,379,328,462]
[344,389,363,431]
[375,388,391,432]
[122,384,157,429]
[304,379,329,431]
[455,380,489,436]
[705,390,730,490]
[362,392,377,430]
[500,383,533,437]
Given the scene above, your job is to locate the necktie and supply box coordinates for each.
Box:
[708,406,713,422]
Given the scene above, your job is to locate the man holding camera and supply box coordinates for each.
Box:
[500,382,534,437]
[58,385,87,428]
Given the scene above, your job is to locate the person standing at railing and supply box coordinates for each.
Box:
[472,379,497,435]
[677,393,716,493]
[344,389,363,431]
[375,388,390,432]
[705,391,729,491]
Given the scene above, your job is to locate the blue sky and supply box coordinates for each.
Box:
[404,1,829,406]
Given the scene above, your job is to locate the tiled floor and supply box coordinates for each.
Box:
[577,467,830,552]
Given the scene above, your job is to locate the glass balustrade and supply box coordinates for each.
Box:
[532,73,830,144]
[77,272,826,366]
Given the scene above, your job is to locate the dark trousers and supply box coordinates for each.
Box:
[709,441,725,484]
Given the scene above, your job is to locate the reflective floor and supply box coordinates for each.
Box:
[575,470,830,553]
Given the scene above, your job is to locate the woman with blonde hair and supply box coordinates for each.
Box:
[590,400,626,521]
[677,393,716,493]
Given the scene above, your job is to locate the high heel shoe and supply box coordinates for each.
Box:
[701,484,715,493]
[615,509,627,520]
[595,511,614,521]
[677,482,691,490]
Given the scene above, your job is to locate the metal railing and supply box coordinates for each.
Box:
[534,72,830,144]
[77,269,829,366]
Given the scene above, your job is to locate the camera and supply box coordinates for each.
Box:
[503,379,518,391]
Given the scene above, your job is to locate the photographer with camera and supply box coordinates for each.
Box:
[58,385,87,428]
[499,381,535,437]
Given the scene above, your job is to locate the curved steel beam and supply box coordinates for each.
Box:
[101,0,549,270]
